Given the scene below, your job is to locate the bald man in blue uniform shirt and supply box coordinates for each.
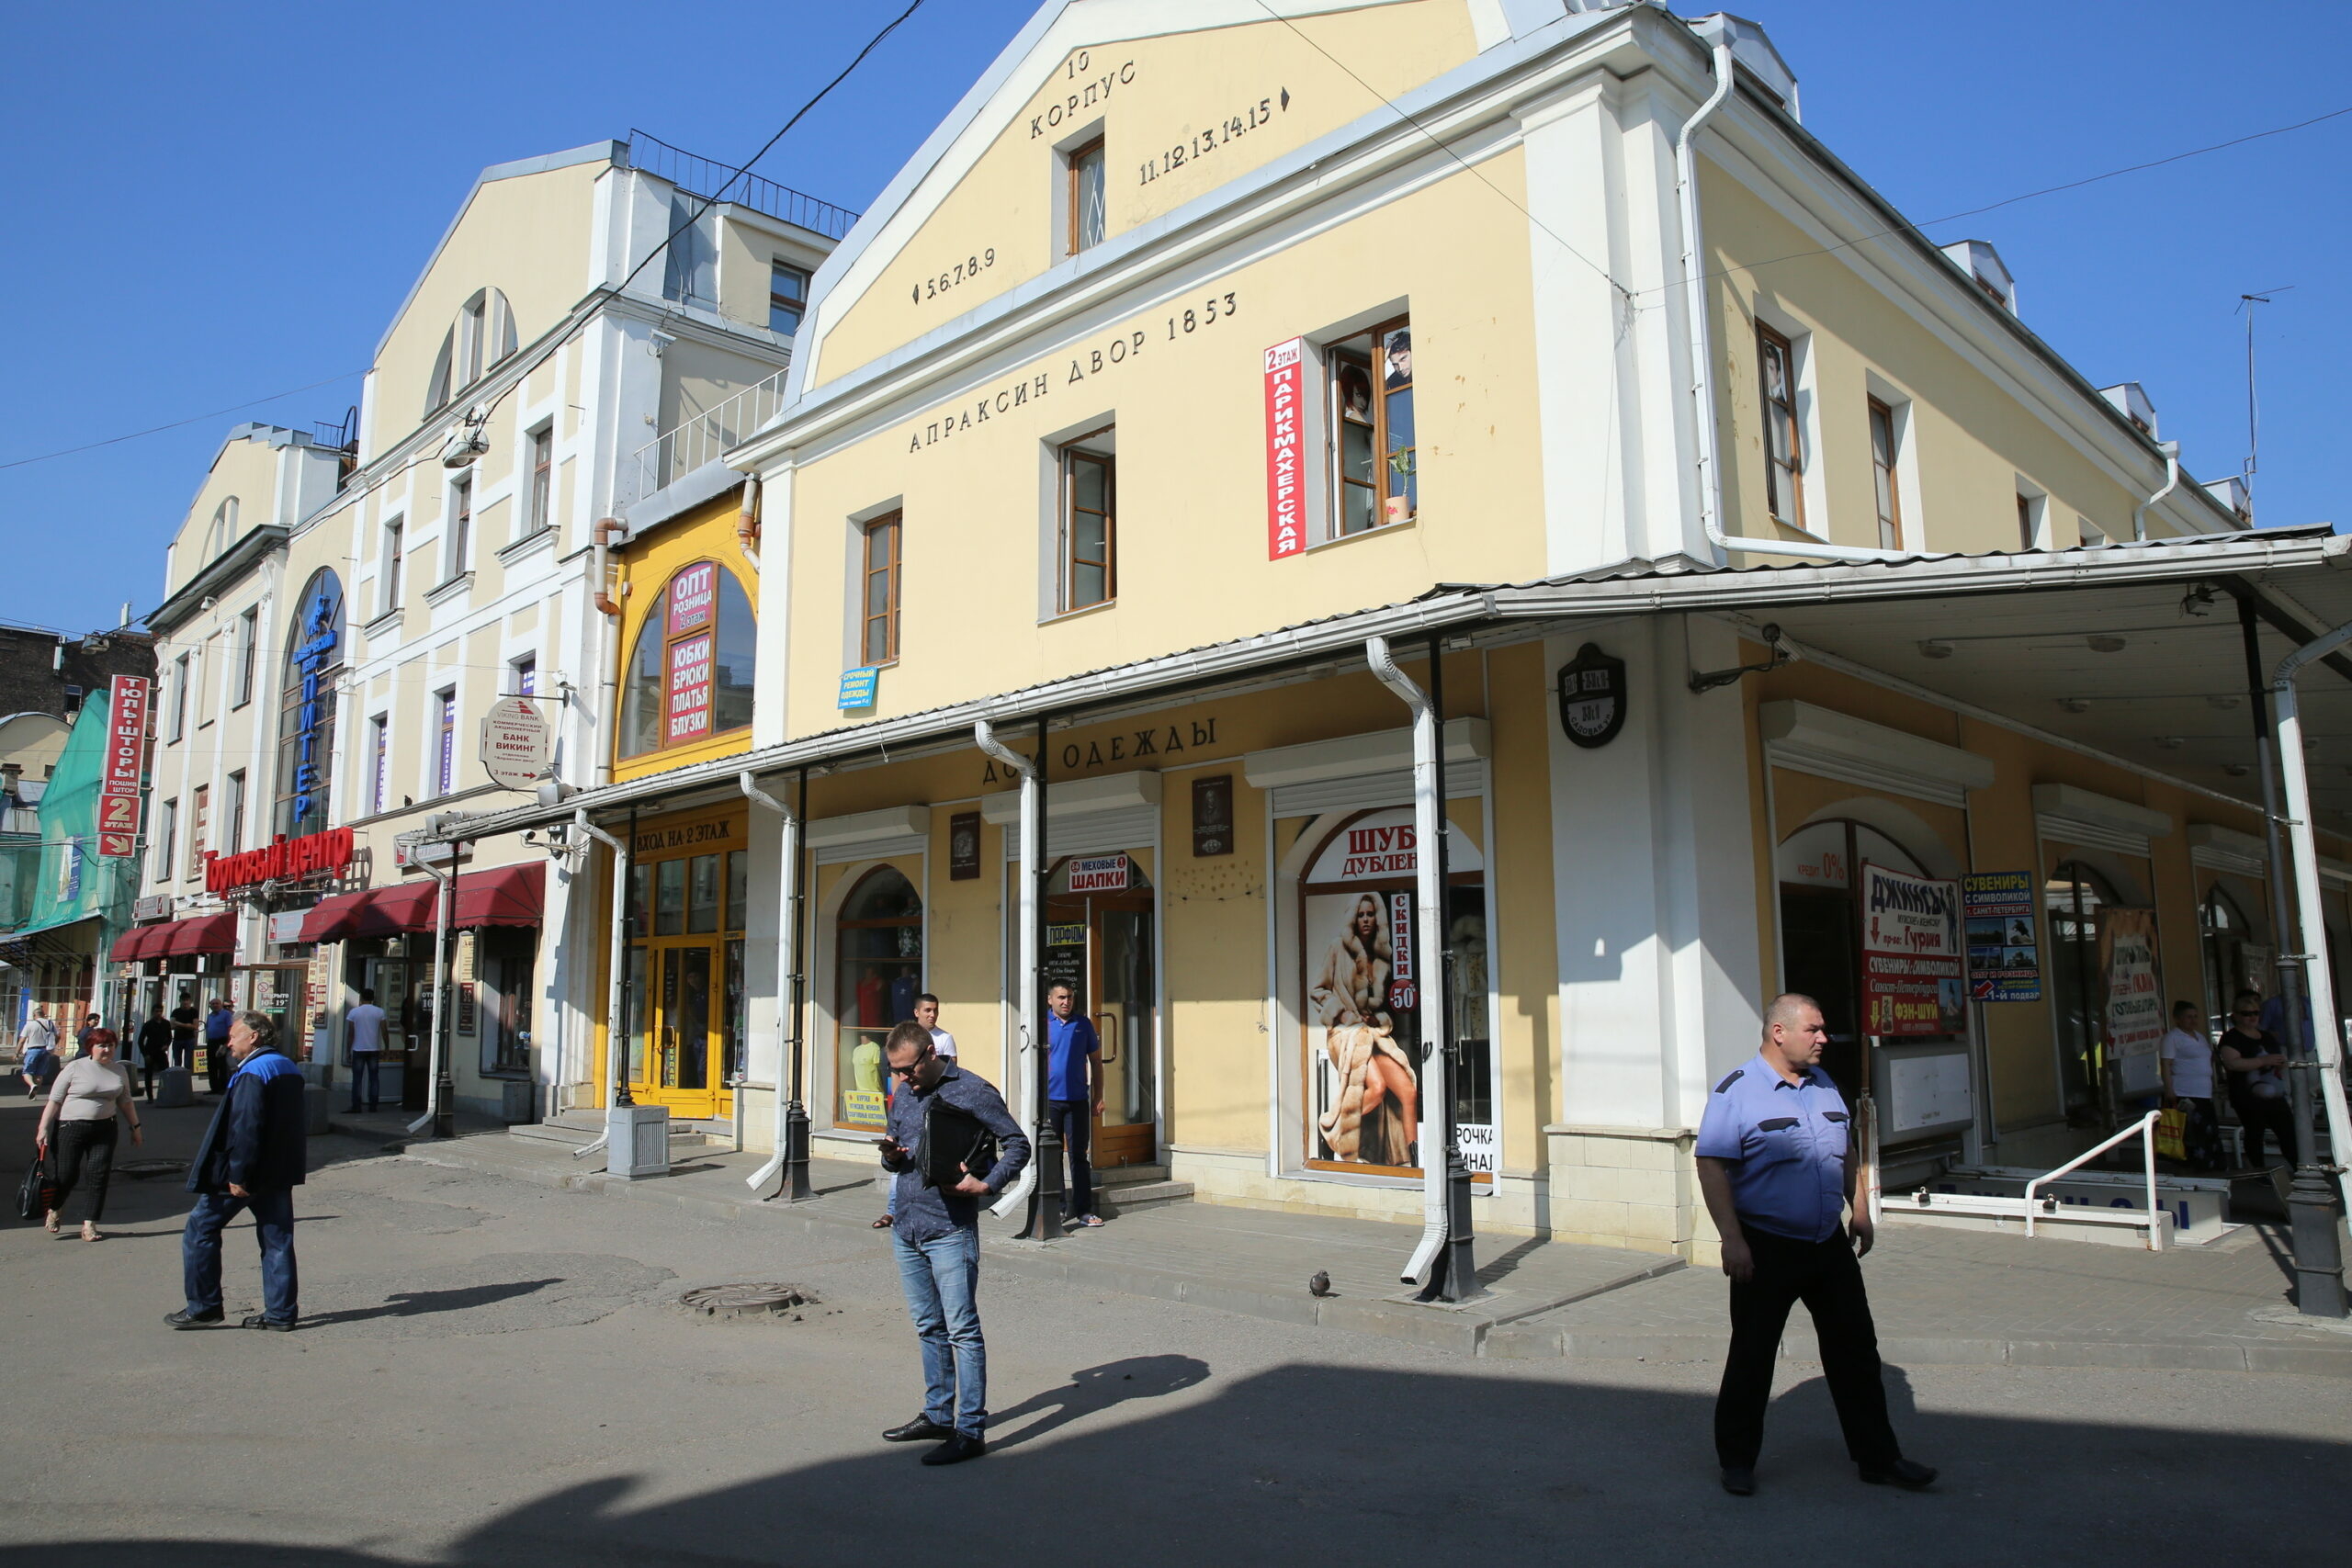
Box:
[1696,993,1935,1497]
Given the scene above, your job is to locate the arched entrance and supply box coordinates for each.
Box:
[834,866,922,1132]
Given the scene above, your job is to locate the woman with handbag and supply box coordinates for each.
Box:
[2218,991,2298,1169]
[35,1030,143,1241]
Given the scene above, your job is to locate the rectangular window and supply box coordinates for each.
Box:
[861,511,901,667]
[1329,316,1416,537]
[511,655,537,697]
[188,784,209,881]
[368,715,389,815]
[169,655,189,742]
[435,688,457,796]
[1067,137,1106,255]
[769,262,808,338]
[2018,492,2040,551]
[1057,431,1115,612]
[222,771,245,858]
[447,479,473,581]
[61,684,83,716]
[234,607,258,707]
[1758,325,1804,528]
[1867,398,1902,551]
[153,798,176,887]
[527,428,553,536]
[381,521,403,615]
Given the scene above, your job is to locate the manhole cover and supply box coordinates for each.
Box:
[115,1158,189,1181]
[680,1282,819,1318]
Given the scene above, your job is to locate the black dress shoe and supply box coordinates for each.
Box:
[241,1314,298,1332]
[1859,1458,1937,1490]
[164,1308,225,1330]
[1721,1466,1756,1496]
[921,1432,986,1466]
[882,1416,954,1443]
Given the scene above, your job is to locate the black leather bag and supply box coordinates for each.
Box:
[917,1097,1000,1191]
[17,1146,59,1224]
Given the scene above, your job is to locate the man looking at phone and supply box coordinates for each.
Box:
[876,1020,1030,1466]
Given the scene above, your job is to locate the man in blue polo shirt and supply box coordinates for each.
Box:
[1696,992,1934,1497]
[1045,982,1105,1229]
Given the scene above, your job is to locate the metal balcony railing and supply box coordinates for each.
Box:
[623,130,861,241]
[629,364,794,503]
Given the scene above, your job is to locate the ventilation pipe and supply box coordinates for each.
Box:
[741,772,805,1191]
[567,810,630,1160]
[2131,442,2181,542]
[1365,637,1450,1287]
[1676,39,1906,567]
[736,478,762,572]
[405,855,456,1138]
[974,718,1041,1220]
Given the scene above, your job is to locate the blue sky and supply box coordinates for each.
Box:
[3,2,2343,636]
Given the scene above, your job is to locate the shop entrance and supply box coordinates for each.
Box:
[1775,818,1944,1102]
[1043,854,1157,1169]
[622,822,747,1121]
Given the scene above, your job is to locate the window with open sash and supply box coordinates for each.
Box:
[1329,317,1415,537]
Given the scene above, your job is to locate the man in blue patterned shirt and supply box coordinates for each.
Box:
[876,1020,1030,1466]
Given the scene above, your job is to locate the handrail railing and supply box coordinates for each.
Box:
[623,130,860,241]
[2023,1110,2163,1245]
[627,364,793,503]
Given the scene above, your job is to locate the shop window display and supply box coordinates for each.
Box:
[836,867,922,1131]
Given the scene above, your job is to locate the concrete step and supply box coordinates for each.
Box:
[509,1118,721,1150]
[1094,1178,1193,1213]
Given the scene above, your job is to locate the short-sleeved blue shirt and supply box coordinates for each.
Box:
[1046,1013,1099,1102]
[1694,1052,1853,1243]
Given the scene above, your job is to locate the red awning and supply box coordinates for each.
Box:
[297,863,545,943]
[156,912,237,957]
[109,924,167,962]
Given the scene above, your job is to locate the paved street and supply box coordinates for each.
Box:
[3,1099,2347,1567]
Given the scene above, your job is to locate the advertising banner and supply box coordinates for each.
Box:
[666,561,717,635]
[1067,854,1129,893]
[1860,863,1965,1036]
[2099,908,2165,1063]
[1263,337,1306,559]
[665,632,715,743]
[1962,870,2041,1001]
[97,674,149,857]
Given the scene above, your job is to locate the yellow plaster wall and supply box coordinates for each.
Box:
[166,438,287,597]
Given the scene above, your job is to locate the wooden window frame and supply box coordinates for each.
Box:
[1329,313,1417,539]
[1757,324,1805,529]
[769,261,808,337]
[860,512,902,668]
[1066,137,1106,257]
[2018,492,2040,551]
[1866,397,1902,551]
[1057,431,1116,613]
[527,427,553,536]
[446,477,473,582]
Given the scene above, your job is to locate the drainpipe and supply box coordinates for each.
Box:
[568,809,630,1159]
[974,718,1043,1223]
[2268,626,2352,1316]
[2131,442,2181,543]
[1366,637,1451,1289]
[735,478,762,572]
[592,518,625,792]
[1675,39,1907,568]
[405,854,456,1139]
[741,771,810,1197]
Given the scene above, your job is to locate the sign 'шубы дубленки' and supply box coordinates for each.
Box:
[205,827,356,895]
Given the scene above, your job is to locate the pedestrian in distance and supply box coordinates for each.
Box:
[1045,980,1107,1229]
[167,1010,306,1332]
[2159,1000,2223,1173]
[17,1004,60,1098]
[166,993,199,1071]
[134,1004,174,1100]
[78,1015,118,1058]
[35,1028,144,1241]
[876,993,957,1230]
[2218,989,2297,1169]
[201,998,234,1095]
[74,1010,100,1055]
[1696,992,1935,1497]
[875,1020,1030,1466]
[345,987,388,1113]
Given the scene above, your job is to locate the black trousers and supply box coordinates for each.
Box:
[2232,1092,2300,1168]
[1048,1100,1095,1217]
[1715,1224,1900,1472]
[51,1120,119,1225]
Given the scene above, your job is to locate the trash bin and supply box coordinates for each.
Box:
[606,1104,670,1179]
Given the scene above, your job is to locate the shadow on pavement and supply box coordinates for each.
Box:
[300,1278,563,1327]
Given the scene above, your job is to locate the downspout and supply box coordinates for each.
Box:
[405,855,455,1138]
[741,772,799,1185]
[2131,442,2181,542]
[1676,39,1906,568]
[591,518,625,791]
[1366,637,1449,1286]
[2269,628,2352,1212]
[568,809,630,1160]
[735,478,762,572]
[975,718,1040,1220]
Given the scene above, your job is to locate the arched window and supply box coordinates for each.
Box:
[2199,886,2257,1029]
[835,867,922,1131]
[424,288,518,412]
[618,560,756,758]
[275,569,345,836]
[207,497,239,558]
[2047,862,2122,1126]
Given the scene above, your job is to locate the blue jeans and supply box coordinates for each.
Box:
[347,1054,380,1111]
[892,1224,985,1437]
[183,1187,300,1325]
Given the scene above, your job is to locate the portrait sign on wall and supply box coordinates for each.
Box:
[1192,773,1234,857]
[948,811,980,881]
[1859,863,1965,1036]
[1555,643,1626,750]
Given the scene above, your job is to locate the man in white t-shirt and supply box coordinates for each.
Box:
[17,1005,59,1098]
[2158,999,2222,1172]
[345,988,389,1113]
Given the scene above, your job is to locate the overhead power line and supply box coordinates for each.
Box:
[0,371,367,472]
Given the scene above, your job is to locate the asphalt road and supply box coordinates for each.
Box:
[1,1094,2345,1567]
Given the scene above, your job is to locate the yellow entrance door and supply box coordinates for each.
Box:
[628,938,733,1121]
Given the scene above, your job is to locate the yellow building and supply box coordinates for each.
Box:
[440,3,2352,1263]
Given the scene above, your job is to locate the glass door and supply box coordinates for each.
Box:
[620,829,743,1121]
[1044,855,1158,1169]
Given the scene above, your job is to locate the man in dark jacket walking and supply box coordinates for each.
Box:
[167,1010,306,1331]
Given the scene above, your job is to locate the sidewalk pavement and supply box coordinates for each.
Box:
[331,1111,2352,1377]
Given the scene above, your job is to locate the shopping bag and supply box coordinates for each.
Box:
[2154,1106,2188,1162]
[16,1147,60,1223]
